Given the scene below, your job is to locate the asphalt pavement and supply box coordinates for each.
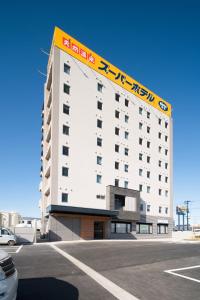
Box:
[11,240,200,300]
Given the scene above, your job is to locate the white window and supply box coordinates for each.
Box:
[147,205,151,212]
[125,99,129,107]
[139,169,143,176]
[63,125,69,135]
[115,127,120,135]
[97,119,102,128]
[124,148,129,156]
[97,83,103,92]
[97,156,102,165]
[124,164,129,172]
[63,104,70,115]
[124,181,128,188]
[62,167,69,177]
[115,110,120,118]
[97,137,102,146]
[62,193,68,202]
[96,174,102,183]
[125,115,129,123]
[64,63,70,74]
[125,131,129,139]
[97,101,103,110]
[147,186,150,193]
[63,83,70,94]
[115,161,119,170]
[115,93,120,101]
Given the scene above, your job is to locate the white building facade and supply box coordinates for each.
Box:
[40,27,173,240]
[0,211,22,229]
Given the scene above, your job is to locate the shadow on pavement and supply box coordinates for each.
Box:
[17,277,79,299]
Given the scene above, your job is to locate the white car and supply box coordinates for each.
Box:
[0,250,18,300]
[0,229,17,246]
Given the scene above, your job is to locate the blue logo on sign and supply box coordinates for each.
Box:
[159,101,168,112]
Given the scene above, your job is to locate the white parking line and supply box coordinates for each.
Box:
[51,244,139,300]
[0,245,23,254]
[16,245,23,253]
[164,265,200,283]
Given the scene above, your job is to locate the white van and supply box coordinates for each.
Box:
[0,228,17,246]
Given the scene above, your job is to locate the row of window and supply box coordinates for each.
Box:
[136,223,168,234]
[63,63,169,131]
[139,153,169,169]
[139,169,168,183]
[111,222,168,234]
[139,184,168,196]
[140,204,168,214]
[96,175,129,188]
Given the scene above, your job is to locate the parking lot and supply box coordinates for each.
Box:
[9,240,200,299]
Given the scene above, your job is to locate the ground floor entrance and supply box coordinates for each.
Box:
[94,221,104,239]
[47,213,110,241]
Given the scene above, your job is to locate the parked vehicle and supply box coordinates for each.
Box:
[0,250,18,300]
[0,228,17,246]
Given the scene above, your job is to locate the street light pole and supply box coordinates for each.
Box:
[184,201,191,231]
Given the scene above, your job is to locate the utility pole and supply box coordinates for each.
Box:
[184,201,191,231]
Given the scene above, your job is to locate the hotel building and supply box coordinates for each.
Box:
[39,27,173,240]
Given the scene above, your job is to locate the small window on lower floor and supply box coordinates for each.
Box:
[96,174,102,184]
[111,222,132,234]
[62,167,69,177]
[124,181,128,188]
[115,179,119,187]
[136,223,153,234]
[97,137,102,147]
[62,193,68,202]
[63,83,70,94]
[63,125,69,135]
[157,224,168,234]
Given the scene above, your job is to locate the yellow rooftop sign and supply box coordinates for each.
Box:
[53,27,171,117]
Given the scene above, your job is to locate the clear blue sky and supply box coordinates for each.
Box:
[0,0,199,223]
